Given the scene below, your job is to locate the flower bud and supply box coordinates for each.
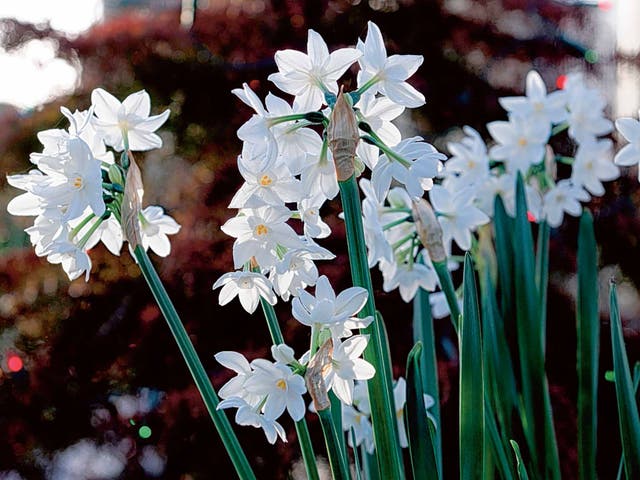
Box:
[327,88,359,182]
[411,198,446,263]
[305,338,333,412]
[122,152,143,248]
[108,164,124,186]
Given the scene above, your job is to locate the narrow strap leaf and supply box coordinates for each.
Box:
[609,281,640,478]
[406,342,439,480]
[576,211,599,480]
[510,440,530,480]
[460,253,484,479]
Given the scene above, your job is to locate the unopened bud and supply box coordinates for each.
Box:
[122,152,143,248]
[412,198,446,263]
[108,164,124,186]
[327,88,359,182]
[305,338,333,412]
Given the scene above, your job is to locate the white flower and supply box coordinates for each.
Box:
[571,138,619,196]
[380,259,438,302]
[361,180,394,268]
[221,205,304,269]
[614,114,640,180]
[244,359,307,421]
[300,147,339,201]
[371,137,445,201]
[229,153,302,209]
[139,206,180,257]
[357,21,425,108]
[291,275,372,335]
[393,377,437,449]
[498,70,567,126]
[298,196,331,239]
[35,137,106,221]
[541,180,589,227]
[268,29,362,111]
[71,211,123,256]
[429,290,463,320]
[270,243,334,301]
[563,74,612,144]
[47,241,92,281]
[323,335,376,405]
[356,93,404,146]
[342,404,375,454]
[444,126,490,186]
[218,397,287,444]
[215,351,260,405]
[474,173,542,219]
[429,184,489,251]
[91,88,170,151]
[488,115,549,174]
[213,271,277,314]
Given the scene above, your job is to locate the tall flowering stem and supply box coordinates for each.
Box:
[134,246,256,480]
[338,174,405,479]
[259,299,320,480]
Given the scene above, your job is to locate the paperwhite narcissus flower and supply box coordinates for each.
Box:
[342,404,375,454]
[488,115,549,174]
[221,205,304,269]
[71,211,123,256]
[139,206,181,257]
[35,137,106,221]
[218,397,287,444]
[429,184,490,251]
[371,136,445,201]
[380,259,438,302]
[298,196,331,239]
[614,114,640,180]
[355,94,404,147]
[229,153,302,209]
[357,21,425,108]
[215,351,262,406]
[46,241,92,281]
[268,29,362,111]
[392,377,437,449]
[542,180,590,228]
[571,139,619,196]
[563,74,613,144]
[498,70,567,126]
[244,359,307,421]
[323,335,376,405]
[91,88,170,151]
[291,275,371,333]
[213,271,277,314]
[444,126,490,186]
[270,244,335,301]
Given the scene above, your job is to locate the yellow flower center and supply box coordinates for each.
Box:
[355,414,362,425]
[255,224,269,236]
[72,176,83,189]
[259,174,273,186]
[276,379,287,390]
[517,137,528,147]
[533,101,544,112]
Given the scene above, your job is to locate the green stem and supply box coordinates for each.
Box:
[433,260,461,332]
[77,217,105,249]
[318,408,351,480]
[382,216,411,231]
[551,122,569,136]
[259,300,320,480]
[69,213,96,240]
[338,175,405,479]
[133,247,256,480]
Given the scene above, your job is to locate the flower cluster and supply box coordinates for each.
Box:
[6,89,180,281]
[214,22,438,444]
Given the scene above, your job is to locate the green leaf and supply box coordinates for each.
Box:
[406,342,440,480]
[510,440,530,480]
[413,287,442,473]
[485,397,515,480]
[338,175,404,479]
[616,363,640,480]
[576,211,599,480]
[513,174,560,479]
[433,260,461,331]
[609,282,640,478]
[493,195,515,325]
[536,221,550,351]
[460,253,485,479]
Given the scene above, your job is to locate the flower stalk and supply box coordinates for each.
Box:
[134,246,256,480]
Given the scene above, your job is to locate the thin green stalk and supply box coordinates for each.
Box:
[412,287,442,475]
[259,300,319,480]
[536,221,550,353]
[318,408,351,480]
[433,260,460,331]
[616,363,640,480]
[576,212,599,480]
[133,247,255,479]
[338,175,404,479]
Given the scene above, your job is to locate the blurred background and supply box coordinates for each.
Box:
[0,0,639,478]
